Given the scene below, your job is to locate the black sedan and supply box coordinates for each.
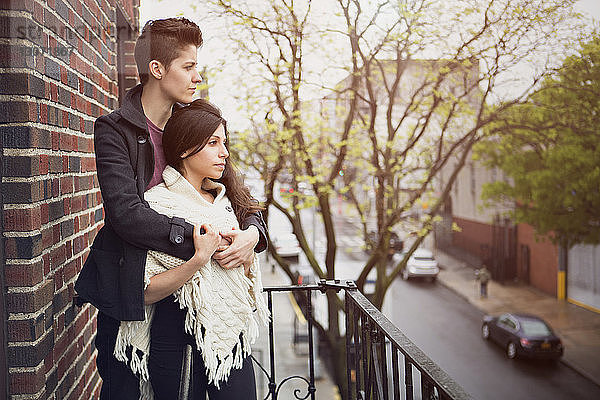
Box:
[482,313,563,360]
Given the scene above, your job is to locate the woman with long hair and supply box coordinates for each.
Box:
[114,99,269,399]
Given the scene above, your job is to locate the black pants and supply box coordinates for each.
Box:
[96,312,140,400]
[149,297,257,400]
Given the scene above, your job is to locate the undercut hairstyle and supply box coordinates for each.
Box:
[163,99,264,222]
[134,17,203,85]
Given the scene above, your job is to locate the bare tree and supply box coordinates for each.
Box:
[207,0,582,397]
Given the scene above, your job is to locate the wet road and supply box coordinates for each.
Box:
[382,278,600,400]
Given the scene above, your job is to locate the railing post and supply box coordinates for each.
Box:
[391,346,400,400]
[345,294,354,400]
[405,357,413,400]
[267,291,277,399]
[361,314,371,398]
[379,330,389,400]
[353,305,362,400]
[306,290,316,400]
[370,326,388,400]
[422,375,435,400]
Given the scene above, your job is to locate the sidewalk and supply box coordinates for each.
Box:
[252,260,341,399]
[435,249,600,387]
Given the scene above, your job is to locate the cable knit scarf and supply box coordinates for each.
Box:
[114,166,270,399]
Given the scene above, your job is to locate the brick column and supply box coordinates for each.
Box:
[0,0,139,398]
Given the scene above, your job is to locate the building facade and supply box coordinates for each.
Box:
[437,151,600,313]
[0,0,139,398]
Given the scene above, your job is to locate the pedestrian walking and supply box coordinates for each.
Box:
[475,265,491,298]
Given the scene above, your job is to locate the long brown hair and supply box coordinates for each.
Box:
[163,99,264,222]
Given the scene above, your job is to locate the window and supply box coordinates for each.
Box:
[498,315,518,331]
[521,320,551,336]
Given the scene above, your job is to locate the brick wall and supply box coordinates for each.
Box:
[452,216,493,262]
[517,223,558,297]
[0,0,139,398]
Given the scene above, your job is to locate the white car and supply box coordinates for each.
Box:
[272,233,301,259]
[397,248,439,281]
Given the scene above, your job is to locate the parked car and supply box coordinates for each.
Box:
[272,233,300,260]
[365,231,404,258]
[482,313,563,360]
[396,248,439,281]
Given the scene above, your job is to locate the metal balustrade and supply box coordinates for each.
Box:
[256,279,472,400]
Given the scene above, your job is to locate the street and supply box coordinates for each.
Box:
[383,279,600,400]
[267,205,600,400]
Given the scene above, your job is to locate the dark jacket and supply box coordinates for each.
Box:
[74,84,267,321]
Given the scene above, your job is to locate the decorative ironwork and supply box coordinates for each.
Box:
[252,279,471,400]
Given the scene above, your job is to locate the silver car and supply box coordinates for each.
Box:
[397,248,439,281]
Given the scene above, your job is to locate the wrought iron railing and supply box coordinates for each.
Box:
[256,279,472,400]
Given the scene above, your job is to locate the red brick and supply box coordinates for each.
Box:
[33,1,43,23]
[4,207,41,231]
[79,212,89,230]
[71,196,81,213]
[50,177,58,197]
[7,314,45,341]
[49,244,66,269]
[60,66,68,85]
[52,223,60,243]
[6,279,53,313]
[72,234,85,255]
[57,323,74,356]
[4,260,44,287]
[28,102,38,121]
[51,131,60,150]
[65,240,72,259]
[40,103,48,124]
[40,203,49,225]
[60,176,73,195]
[40,154,49,174]
[73,308,89,335]
[63,196,71,215]
[63,259,77,282]
[54,267,64,291]
[41,226,52,250]
[50,83,58,102]
[9,367,45,394]
[80,156,96,172]
[59,134,72,151]
[43,253,50,275]
[76,255,83,273]
[57,339,78,378]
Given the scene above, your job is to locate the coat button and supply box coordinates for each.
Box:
[225,206,233,212]
[174,235,183,244]
[137,135,147,144]
[118,257,125,267]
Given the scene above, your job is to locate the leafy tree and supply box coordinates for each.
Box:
[476,33,600,250]
[205,0,583,397]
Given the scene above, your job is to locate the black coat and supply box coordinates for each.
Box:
[74,84,267,321]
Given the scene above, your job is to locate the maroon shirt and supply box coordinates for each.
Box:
[146,117,167,190]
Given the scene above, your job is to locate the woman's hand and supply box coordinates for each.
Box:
[213,226,259,270]
[216,235,232,252]
[144,224,220,305]
[191,223,221,267]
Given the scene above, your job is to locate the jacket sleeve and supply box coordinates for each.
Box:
[94,115,196,260]
[241,211,268,253]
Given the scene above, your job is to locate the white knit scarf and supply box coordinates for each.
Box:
[114,166,270,399]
